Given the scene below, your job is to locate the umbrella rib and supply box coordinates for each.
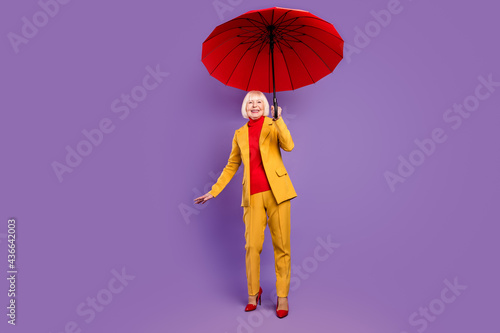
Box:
[277,23,344,44]
[203,17,272,62]
[288,35,338,73]
[202,31,261,61]
[204,13,341,46]
[273,9,293,27]
[273,15,343,61]
[278,29,343,60]
[245,40,269,91]
[203,17,268,42]
[274,13,300,32]
[275,38,315,85]
[289,31,343,63]
[225,36,268,87]
[256,12,271,31]
[207,34,262,76]
[276,35,333,83]
[275,10,334,33]
[276,15,332,28]
[274,41,295,90]
[244,17,268,35]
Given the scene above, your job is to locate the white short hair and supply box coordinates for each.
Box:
[241,90,270,119]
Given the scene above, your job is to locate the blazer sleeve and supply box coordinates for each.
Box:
[208,131,242,198]
[273,117,294,152]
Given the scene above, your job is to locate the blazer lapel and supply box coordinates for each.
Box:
[259,117,272,159]
[237,123,249,166]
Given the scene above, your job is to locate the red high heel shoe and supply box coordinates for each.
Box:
[276,297,289,318]
[244,287,263,312]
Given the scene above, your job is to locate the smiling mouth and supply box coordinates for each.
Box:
[251,109,260,112]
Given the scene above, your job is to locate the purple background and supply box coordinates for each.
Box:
[1,0,499,332]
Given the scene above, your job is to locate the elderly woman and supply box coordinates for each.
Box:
[194,90,297,318]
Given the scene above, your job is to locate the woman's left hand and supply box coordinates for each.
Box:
[271,105,282,119]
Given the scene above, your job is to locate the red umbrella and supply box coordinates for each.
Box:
[202,6,344,118]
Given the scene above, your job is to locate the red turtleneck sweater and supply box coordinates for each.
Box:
[248,116,271,195]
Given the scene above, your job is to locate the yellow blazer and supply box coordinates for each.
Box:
[209,116,297,207]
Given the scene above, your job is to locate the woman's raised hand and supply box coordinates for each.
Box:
[271,105,282,119]
[194,192,214,204]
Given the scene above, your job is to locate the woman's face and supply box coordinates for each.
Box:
[246,94,265,120]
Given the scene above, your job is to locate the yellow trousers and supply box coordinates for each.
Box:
[243,190,291,298]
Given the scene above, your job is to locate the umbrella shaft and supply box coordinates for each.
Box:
[270,33,278,118]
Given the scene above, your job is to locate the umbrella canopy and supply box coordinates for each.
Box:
[202,7,344,98]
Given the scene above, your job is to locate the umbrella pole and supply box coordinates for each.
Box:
[269,28,278,119]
